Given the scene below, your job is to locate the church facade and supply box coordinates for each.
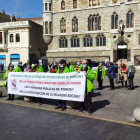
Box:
[43,0,140,66]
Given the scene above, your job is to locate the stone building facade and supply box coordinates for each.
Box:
[0,19,47,69]
[43,0,140,66]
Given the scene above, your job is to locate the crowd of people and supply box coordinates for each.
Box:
[3,59,136,114]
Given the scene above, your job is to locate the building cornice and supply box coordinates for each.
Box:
[52,2,140,14]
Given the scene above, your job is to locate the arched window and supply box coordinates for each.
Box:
[96,34,106,46]
[112,0,118,3]
[60,18,66,33]
[16,33,20,42]
[10,34,14,42]
[126,10,134,28]
[83,35,93,47]
[71,35,80,47]
[61,0,65,10]
[73,0,77,9]
[0,32,2,44]
[88,14,101,31]
[59,36,67,48]
[111,12,118,29]
[89,0,100,6]
[72,17,78,32]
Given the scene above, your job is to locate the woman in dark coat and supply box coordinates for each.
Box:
[106,62,116,90]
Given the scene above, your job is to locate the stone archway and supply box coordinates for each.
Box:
[113,36,130,61]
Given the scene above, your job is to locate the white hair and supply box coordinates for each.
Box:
[82,60,88,63]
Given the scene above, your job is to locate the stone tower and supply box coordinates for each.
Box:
[43,0,53,45]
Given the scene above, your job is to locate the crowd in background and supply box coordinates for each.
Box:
[3,58,136,114]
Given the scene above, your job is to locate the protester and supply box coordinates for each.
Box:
[3,63,14,87]
[66,60,74,72]
[113,61,119,84]
[49,61,54,72]
[106,61,110,68]
[55,59,69,111]
[4,65,14,100]
[75,58,82,72]
[24,63,31,72]
[13,61,24,72]
[106,62,115,90]
[118,60,122,76]
[120,63,127,88]
[95,63,106,89]
[43,63,48,72]
[126,62,136,90]
[79,60,95,114]
[51,65,58,73]
[28,61,44,106]
[23,63,27,69]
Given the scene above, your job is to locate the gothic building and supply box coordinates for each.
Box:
[43,0,140,66]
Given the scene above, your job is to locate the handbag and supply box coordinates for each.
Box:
[128,67,134,78]
[119,75,124,80]
[128,72,134,78]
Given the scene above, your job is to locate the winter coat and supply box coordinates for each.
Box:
[3,70,9,87]
[126,66,136,77]
[81,66,95,93]
[107,65,115,79]
[96,67,106,81]
[68,64,74,72]
[56,66,69,73]
[13,66,23,72]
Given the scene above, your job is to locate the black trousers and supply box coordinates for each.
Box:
[80,92,92,111]
[31,97,42,103]
[6,83,15,99]
[98,79,103,88]
[128,77,134,89]
[109,79,114,89]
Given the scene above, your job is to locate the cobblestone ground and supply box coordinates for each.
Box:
[0,103,140,140]
[0,72,140,124]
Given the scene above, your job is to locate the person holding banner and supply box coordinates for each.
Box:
[28,61,44,106]
[66,60,74,72]
[4,65,15,100]
[79,60,95,114]
[75,58,82,72]
[55,59,69,111]
[13,61,24,72]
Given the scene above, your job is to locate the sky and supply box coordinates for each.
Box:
[0,0,43,18]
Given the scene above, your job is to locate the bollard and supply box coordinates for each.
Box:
[133,108,140,122]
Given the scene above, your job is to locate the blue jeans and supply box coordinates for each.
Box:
[58,100,66,108]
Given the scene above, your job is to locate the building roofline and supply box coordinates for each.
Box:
[16,17,43,21]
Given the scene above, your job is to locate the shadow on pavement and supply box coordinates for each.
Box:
[92,100,110,112]
[91,92,102,97]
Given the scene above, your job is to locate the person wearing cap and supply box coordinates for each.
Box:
[66,60,74,72]
[3,65,14,100]
[75,58,82,72]
[79,60,95,114]
[55,59,69,111]
[13,61,24,72]
[126,62,136,90]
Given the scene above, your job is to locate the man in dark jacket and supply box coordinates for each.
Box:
[126,62,136,90]
[43,63,48,72]
[107,62,116,90]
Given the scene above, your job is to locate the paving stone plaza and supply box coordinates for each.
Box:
[0,72,140,123]
[0,72,140,139]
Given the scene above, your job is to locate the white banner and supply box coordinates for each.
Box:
[8,72,86,102]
